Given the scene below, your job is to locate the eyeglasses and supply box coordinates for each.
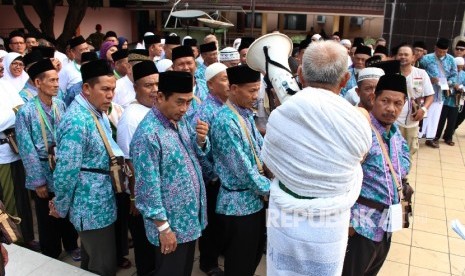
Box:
[9,41,25,46]
[456,47,465,51]
[11,62,24,67]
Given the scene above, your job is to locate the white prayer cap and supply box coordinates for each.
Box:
[219,47,239,62]
[144,32,154,37]
[161,39,166,45]
[311,34,322,41]
[182,36,192,45]
[340,39,351,47]
[233,38,241,50]
[357,67,385,82]
[156,59,173,73]
[205,62,227,81]
[455,57,464,66]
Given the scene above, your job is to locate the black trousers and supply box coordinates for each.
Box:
[10,160,34,243]
[198,179,221,271]
[455,104,465,129]
[218,208,266,276]
[148,240,196,276]
[34,192,78,258]
[435,105,459,141]
[115,193,129,262]
[128,211,157,276]
[80,223,117,276]
[342,231,392,276]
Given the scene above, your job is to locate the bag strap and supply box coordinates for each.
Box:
[226,101,264,174]
[37,110,49,152]
[370,124,405,202]
[89,112,116,160]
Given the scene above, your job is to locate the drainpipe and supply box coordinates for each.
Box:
[388,0,396,51]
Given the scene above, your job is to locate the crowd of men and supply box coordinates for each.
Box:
[0,25,465,276]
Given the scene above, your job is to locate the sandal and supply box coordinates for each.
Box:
[445,140,455,146]
[118,257,132,269]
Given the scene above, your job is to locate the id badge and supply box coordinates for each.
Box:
[382,203,403,232]
[439,77,449,91]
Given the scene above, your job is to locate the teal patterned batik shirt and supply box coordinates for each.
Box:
[193,93,224,182]
[53,94,122,231]
[130,106,208,246]
[210,102,270,216]
[16,96,66,192]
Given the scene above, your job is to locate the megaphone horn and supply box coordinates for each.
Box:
[246,33,301,104]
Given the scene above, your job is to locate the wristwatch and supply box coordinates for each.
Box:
[421,106,428,117]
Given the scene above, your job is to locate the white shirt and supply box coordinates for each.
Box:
[344,86,359,106]
[54,51,70,67]
[396,67,435,128]
[117,102,150,159]
[0,79,24,164]
[114,75,136,109]
[59,61,82,92]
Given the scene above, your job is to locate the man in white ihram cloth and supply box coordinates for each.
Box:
[262,40,372,276]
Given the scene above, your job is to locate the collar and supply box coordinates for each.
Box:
[75,93,102,118]
[38,95,53,112]
[207,93,224,106]
[230,101,253,118]
[370,113,397,140]
[152,106,177,129]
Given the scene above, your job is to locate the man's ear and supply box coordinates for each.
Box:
[339,71,351,89]
[33,78,40,89]
[297,65,307,88]
[156,91,164,103]
[82,83,91,97]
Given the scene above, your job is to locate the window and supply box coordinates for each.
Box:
[284,14,307,30]
[245,13,262,29]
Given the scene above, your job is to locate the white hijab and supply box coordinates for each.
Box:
[2,52,29,92]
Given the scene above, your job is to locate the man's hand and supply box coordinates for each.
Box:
[35,185,49,199]
[159,228,177,254]
[412,108,426,121]
[196,119,209,147]
[129,199,140,216]
[430,77,439,84]
[1,244,8,266]
[48,198,60,218]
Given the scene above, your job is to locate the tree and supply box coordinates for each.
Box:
[13,0,101,51]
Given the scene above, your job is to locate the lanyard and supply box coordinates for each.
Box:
[73,61,81,73]
[34,97,58,139]
[113,70,121,80]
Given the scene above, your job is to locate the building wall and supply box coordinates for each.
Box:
[383,0,465,52]
[0,5,134,42]
[223,12,383,40]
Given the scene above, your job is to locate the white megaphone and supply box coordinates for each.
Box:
[246,33,300,104]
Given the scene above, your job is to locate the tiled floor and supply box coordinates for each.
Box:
[378,128,465,276]
[12,128,465,275]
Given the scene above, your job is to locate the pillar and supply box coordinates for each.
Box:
[261,13,268,35]
[278,13,285,33]
[343,16,351,38]
[332,15,340,34]
[156,10,163,33]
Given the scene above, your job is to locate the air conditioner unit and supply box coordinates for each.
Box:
[316,15,326,24]
[350,17,364,26]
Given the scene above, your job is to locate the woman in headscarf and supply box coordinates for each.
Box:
[99,41,118,69]
[117,37,128,50]
[2,52,29,92]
